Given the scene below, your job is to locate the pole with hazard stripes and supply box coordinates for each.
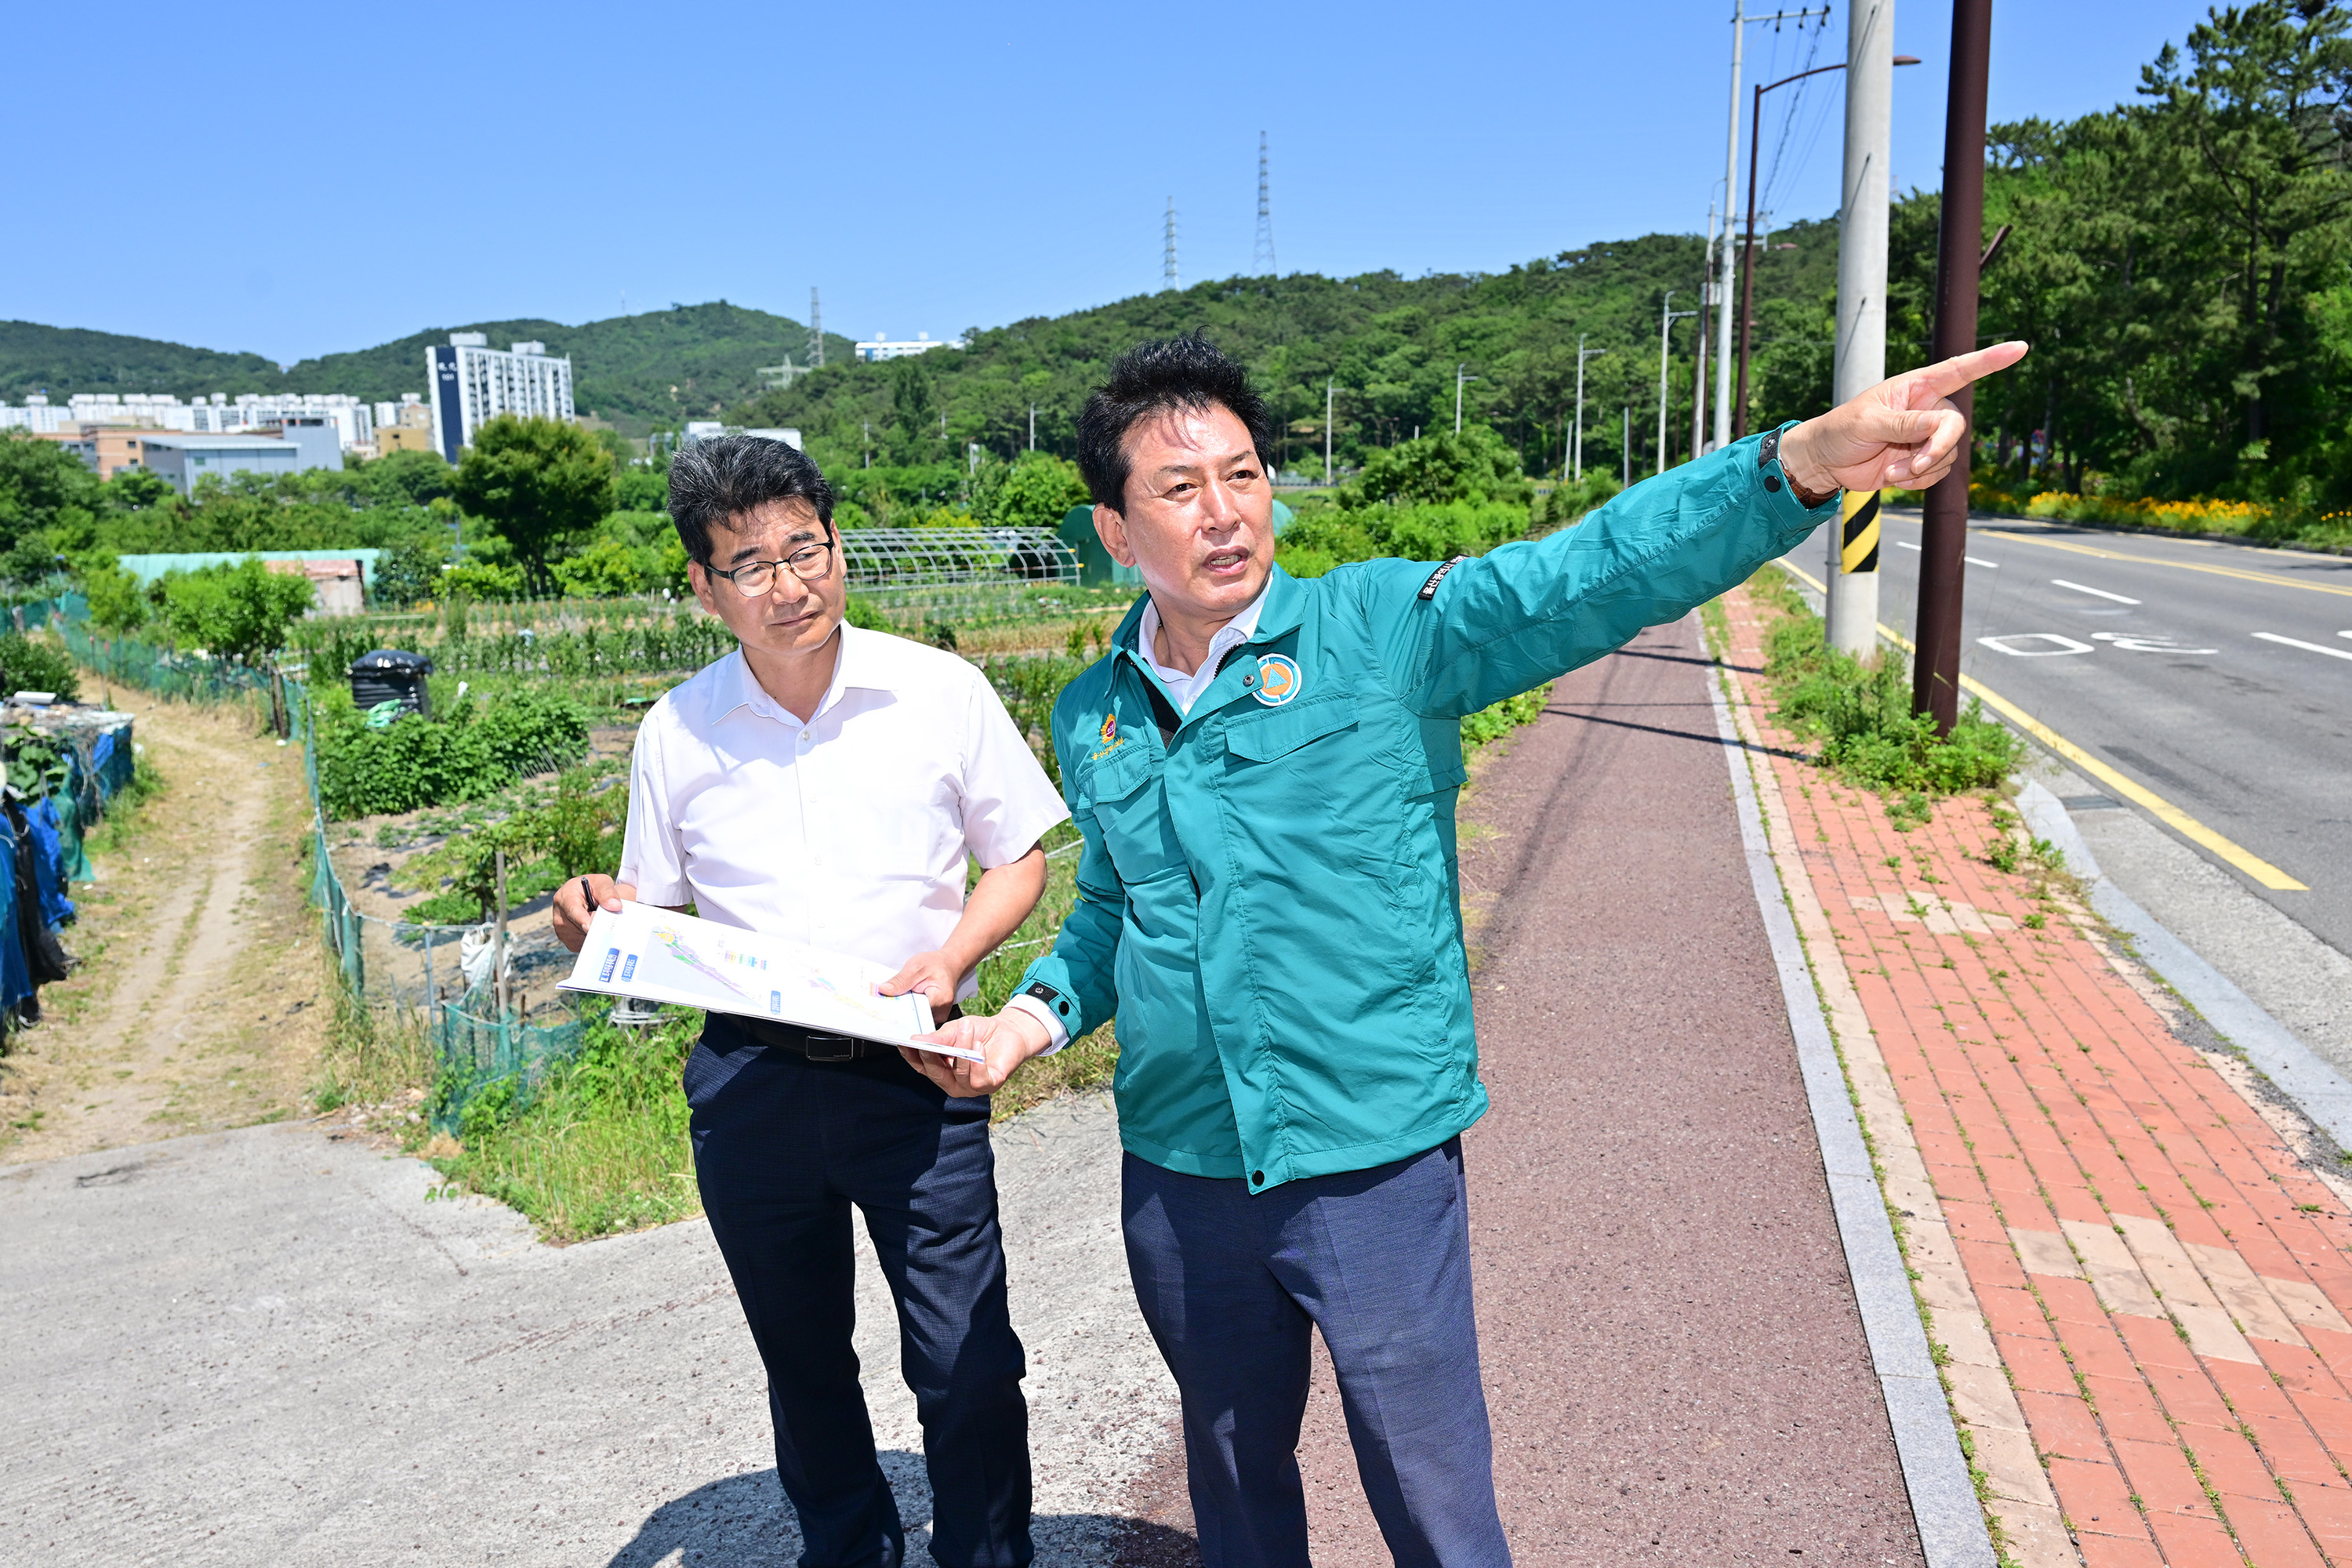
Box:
[1826,0,1893,657]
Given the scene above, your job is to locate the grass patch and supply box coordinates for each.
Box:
[80,752,164,858]
[1748,565,2018,815]
[423,1004,699,1243]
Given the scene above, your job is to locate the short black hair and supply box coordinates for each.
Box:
[1076,334,1277,512]
[666,435,835,565]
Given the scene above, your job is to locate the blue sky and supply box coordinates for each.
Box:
[7,1,2222,372]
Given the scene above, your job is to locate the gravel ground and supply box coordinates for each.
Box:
[0,1090,1177,1566]
[1291,622,1930,1565]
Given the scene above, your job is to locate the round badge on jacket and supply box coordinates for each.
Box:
[1254,653,1302,706]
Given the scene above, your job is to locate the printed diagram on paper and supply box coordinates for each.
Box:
[560,901,978,1060]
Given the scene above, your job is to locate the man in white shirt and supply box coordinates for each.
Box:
[552,435,1069,1568]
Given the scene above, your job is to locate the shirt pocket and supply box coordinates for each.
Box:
[1222,692,1360,764]
[1073,743,1183,885]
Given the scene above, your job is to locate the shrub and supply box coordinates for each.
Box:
[1766,615,2017,797]
[0,631,80,702]
[155,558,314,664]
[313,684,590,817]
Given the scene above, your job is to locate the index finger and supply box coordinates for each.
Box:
[1907,340,2030,401]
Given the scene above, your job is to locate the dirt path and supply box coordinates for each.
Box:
[0,692,329,1160]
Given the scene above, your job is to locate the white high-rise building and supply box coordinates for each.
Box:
[0,396,71,434]
[11,392,377,450]
[426,334,575,462]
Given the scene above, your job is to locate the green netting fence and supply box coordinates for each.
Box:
[285,677,586,1130]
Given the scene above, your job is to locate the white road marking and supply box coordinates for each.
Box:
[2253,631,2352,663]
[1888,538,1994,564]
[1977,633,2097,657]
[2053,579,2141,604]
[2090,633,2217,655]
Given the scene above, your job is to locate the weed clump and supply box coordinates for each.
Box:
[1761,593,2018,804]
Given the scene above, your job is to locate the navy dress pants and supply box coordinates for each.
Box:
[1122,1138,1512,1568]
[686,1017,1033,1568]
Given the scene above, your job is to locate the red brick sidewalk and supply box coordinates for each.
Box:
[1719,583,2352,1568]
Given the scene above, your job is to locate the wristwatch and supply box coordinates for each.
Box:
[1759,423,1838,509]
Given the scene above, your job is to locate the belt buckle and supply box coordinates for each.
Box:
[804,1034,856,1063]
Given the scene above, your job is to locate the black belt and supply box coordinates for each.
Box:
[734,1006,960,1062]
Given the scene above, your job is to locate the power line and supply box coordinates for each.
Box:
[1254,132,1277,276]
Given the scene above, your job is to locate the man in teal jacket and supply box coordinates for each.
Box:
[907,333,2025,1566]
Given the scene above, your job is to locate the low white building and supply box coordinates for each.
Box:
[133,433,316,492]
[7,392,379,451]
[0,397,72,434]
[853,332,964,363]
[426,334,575,462]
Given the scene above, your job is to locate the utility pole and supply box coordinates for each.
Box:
[1694,203,1717,458]
[1713,0,1748,454]
[1573,336,1605,482]
[1028,404,1036,452]
[1163,198,1179,292]
[1455,364,1478,434]
[1715,5,1831,450]
[1324,379,1334,484]
[1829,0,1895,656]
[1254,132,1277,275]
[1915,0,1993,732]
[808,287,823,369]
[1622,407,1631,488]
[1657,292,1697,476]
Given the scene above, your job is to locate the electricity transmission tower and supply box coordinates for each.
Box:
[808,287,823,369]
[1163,198,1180,292]
[1254,132,1277,275]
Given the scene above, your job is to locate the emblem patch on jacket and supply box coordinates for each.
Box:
[1089,711,1125,760]
[1254,653,1303,706]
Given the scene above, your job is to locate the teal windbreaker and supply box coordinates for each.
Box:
[1014,427,1838,1190]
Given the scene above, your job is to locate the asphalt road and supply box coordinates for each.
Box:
[1790,512,2352,958]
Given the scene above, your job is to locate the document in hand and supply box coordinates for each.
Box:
[558,901,982,1062]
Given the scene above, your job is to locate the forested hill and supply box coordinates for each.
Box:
[0,304,858,434]
[735,217,1842,483]
[0,321,285,402]
[284,303,859,431]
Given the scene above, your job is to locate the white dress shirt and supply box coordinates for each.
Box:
[619,626,1069,1004]
[1136,586,1269,713]
[1005,583,1272,1051]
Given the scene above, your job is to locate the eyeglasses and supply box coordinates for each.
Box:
[709,535,837,597]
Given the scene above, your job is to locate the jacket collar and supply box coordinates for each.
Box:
[1112,564,1306,658]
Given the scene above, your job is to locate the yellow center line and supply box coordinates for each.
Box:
[1773,559,2309,892]
[1980,530,2352,599]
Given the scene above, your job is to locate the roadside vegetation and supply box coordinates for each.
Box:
[1734,565,2019,829]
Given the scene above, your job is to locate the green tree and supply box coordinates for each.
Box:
[155,559,315,665]
[972,452,1090,530]
[0,431,100,554]
[1345,426,1530,507]
[451,416,615,590]
[891,357,938,456]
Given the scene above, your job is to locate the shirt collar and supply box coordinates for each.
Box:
[1134,579,1272,678]
[716,622,884,726]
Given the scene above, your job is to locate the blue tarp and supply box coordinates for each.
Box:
[0,811,34,1018]
[28,800,73,927]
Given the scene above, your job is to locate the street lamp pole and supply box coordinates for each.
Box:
[1658,292,1698,477]
[1573,335,1606,484]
